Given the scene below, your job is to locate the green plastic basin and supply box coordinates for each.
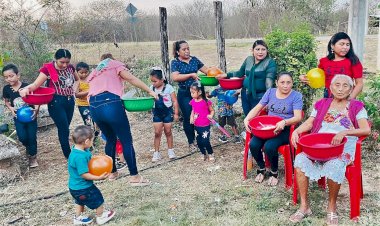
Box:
[122,97,154,112]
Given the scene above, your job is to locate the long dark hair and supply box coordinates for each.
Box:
[190,81,207,101]
[172,40,188,58]
[327,32,359,65]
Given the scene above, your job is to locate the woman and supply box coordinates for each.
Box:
[217,40,277,116]
[19,49,78,159]
[243,72,303,186]
[300,32,363,99]
[171,40,210,152]
[289,74,370,225]
[87,53,157,184]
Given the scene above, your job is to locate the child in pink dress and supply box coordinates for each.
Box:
[189,82,215,161]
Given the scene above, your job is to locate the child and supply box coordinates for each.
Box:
[2,64,40,168]
[75,62,99,137]
[208,85,241,144]
[149,67,179,162]
[189,82,215,161]
[68,125,115,225]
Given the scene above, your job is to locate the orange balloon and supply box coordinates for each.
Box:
[207,67,223,77]
[88,155,113,176]
[306,68,325,89]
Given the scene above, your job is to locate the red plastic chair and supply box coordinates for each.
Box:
[292,129,370,220]
[243,109,297,190]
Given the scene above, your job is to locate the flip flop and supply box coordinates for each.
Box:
[326,212,338,226]
[289,209,312,223]
[129,176,151,187]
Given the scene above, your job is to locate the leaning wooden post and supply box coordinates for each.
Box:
[159,7,171,84]
[214,1,226,72]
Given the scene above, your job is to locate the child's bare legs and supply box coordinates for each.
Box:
[75,204,85,216]
[95,205,104,217]
[163,123,173,149]
[231,125,239,136]
[153,122,164,151]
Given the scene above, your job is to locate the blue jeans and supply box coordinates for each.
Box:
[89,92,138,175]
[177,88,195,145]
[78,106,92,126]
[14,118,37,156]
[195,125,213,155]
[241,89,264,116]
[69,184,104,210]
[48,95,75,159]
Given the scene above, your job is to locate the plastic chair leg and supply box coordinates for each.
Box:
[264,153,271,168]
[281,146,293,189]
[243,132,251,180]
[347,175,361,219]
[318,177,326,189]
[293,169,298,205]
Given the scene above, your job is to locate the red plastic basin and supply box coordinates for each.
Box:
[219,77,244,90]
[22,87,55,105]
[298,133,347,161]
[249,115,283,139]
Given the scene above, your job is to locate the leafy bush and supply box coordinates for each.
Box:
[265,28,318,114]
[358,74,380,147]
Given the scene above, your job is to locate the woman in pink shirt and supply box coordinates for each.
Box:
[87,53,156,185]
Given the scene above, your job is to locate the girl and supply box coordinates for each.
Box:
[19,49,79,159]
[150,67,179,162]
[300,32,363,99]
[2,64,40,167]
[189,82,215,162]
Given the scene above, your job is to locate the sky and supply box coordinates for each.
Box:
[67,0,234,14]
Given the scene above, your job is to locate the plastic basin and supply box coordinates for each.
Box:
[199,75,219,86]
[22,87,55,105]
[298,133,347,161]
[249,115,283,139]
[219,77,244,90]
[122,97,154,112]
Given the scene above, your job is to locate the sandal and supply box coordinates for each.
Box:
[129,175,151,187]
[326,212,338,226]
[108,172,119,181]
[289,209,312,223]
[267,171,278,186]
[254,168,266,183]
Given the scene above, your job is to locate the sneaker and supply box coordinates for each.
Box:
[96,210,115,225]
[152,151,162,162]
[218,135,228,143]
[233,135,241,144]
[29,155,39,168]
[73,214,93,225]
[241,131,246,140]
[189,144,198,153]
[116,161,127,171]
[168,149,177,159]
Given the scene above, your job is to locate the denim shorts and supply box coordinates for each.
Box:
[152,107,174,123]
[69,184,104,209]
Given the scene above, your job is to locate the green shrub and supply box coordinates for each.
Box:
[265,28,318,114]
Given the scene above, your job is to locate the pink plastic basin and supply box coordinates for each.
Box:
[298,133,347,161]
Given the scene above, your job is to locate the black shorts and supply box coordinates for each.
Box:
[218,115,236,127]
[69,184,104,209]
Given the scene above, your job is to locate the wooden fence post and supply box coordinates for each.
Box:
[214,1,226,72]
[159,7,171,83]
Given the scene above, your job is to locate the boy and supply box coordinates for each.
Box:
[208,86,241,143]
[68,125,115,225]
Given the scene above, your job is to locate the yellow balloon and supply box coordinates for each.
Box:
[306,68,325,89]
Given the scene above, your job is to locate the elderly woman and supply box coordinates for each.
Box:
[244,72,303,186]
[289,74,370,225]
[217,40,277,116]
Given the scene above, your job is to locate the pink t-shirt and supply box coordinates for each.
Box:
[87,59,128,97]
[190,99,212,127]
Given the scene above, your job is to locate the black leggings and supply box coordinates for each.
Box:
[195,125,213,155]
[249,126,290,172]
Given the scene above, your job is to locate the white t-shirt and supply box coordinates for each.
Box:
[150,84,175,108]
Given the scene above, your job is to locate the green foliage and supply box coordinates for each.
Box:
[265,28,318,114]
[358,74,380,146]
